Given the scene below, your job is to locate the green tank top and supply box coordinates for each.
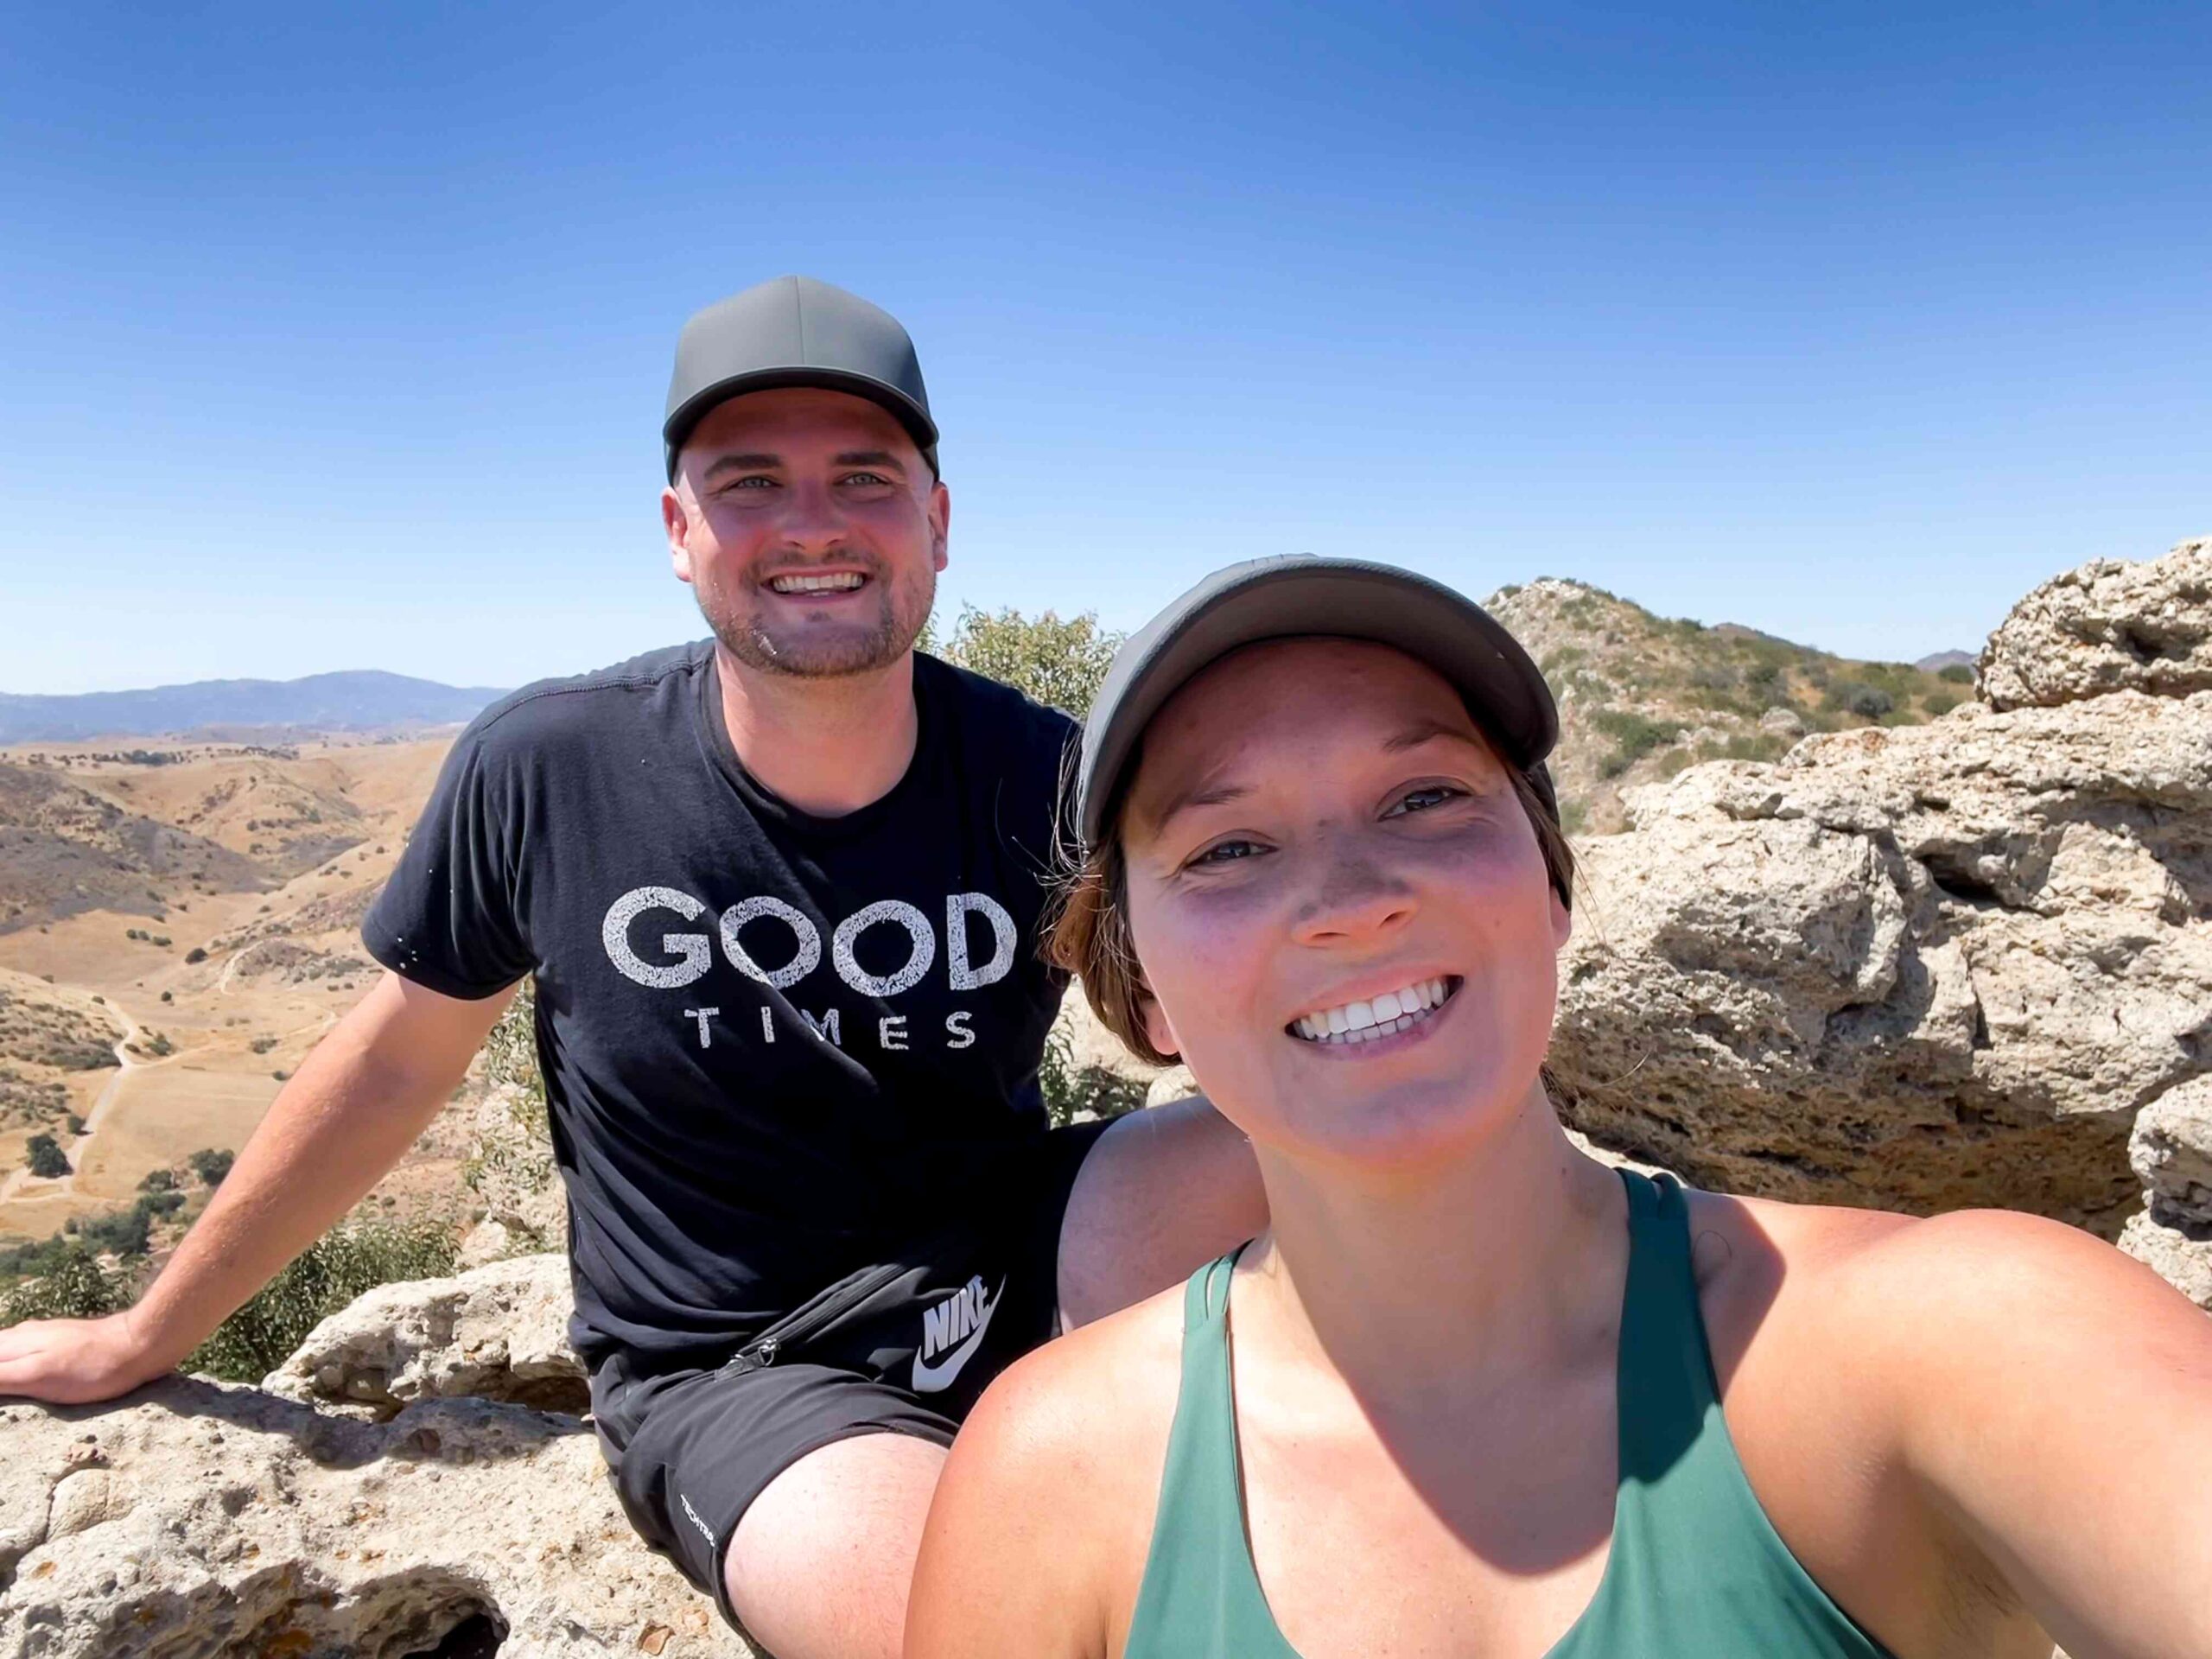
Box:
[1122,1169,1898,1657]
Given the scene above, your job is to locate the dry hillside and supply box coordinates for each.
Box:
[0,734,454,1243]
[1485,578,1969,833]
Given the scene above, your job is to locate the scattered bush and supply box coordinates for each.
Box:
[139,1166,177,1192]
[1923,692,1961,717]
[184,1221,458,1382]
[1590,710,1683,779]
[25,1133,71,1179]
[250,1036,279,1055]
[188,1147,235,1187]
[65,1112,86,1135]
[185,947,208,964]
[1939,664,1974,684]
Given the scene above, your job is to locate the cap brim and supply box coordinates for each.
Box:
[662,368,941,480]
[1077,560,1557,847]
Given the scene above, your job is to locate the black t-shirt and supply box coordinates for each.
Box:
[364,643,1077,1370]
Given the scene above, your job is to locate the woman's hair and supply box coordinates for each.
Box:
[1047,729,1576,1066]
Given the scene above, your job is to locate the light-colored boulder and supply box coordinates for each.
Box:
[1978,536,2212,711]
[1548,686,2211,1234]
[0,1382,744,1657]
[263,1252,585,1421]
[2119,1075,2212,1307]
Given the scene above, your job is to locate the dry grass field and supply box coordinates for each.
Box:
[0,734,454,1241]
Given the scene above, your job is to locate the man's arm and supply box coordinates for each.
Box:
[0,969,516,1404]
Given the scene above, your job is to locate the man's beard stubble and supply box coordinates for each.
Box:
[696,556,937,680]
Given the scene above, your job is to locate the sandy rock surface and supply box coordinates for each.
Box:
[2120,1074,2212,1306]
[1978,535,2211,711]
[264,1253,586,1421]
[1550,684,2210,1230]
[0,1380,746,1658]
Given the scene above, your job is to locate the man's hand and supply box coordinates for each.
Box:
[0,1306,175,1405]
[0,971,514,1408]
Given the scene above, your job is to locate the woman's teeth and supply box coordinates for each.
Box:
[1293,977,1453,1046]
[770,572,865,594]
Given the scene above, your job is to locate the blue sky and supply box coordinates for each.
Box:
[2,2,2206,694]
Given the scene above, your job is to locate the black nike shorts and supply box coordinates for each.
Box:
[589,1119,1114,1641]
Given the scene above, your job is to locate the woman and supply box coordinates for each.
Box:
[905,556,2212,1659]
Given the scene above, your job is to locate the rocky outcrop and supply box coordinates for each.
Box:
[1548,543,2210,1237]
[1978,536,2211,711]
[264,1253,586,1421]
[0,1381,746,1657]
[2120,1075,2212,1307]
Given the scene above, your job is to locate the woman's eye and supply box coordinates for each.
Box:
[1384,785,1463,817]
[1191,838,1265,867]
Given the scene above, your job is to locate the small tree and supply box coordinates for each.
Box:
[25,1134,70,1179]
[188,1147,235,1187]
[937,606,1124,720]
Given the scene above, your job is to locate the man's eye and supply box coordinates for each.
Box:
[1191,838,1265,867]
[1384,785,1463,817]
[841,472,892,486]
[721,476,777,492]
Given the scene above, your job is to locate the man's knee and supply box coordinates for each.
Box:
[722,1432,948,1659]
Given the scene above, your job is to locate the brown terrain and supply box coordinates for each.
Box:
[0,734,459,1243]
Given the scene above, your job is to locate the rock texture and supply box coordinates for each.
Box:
[1978,535,2211,711]
[2120,1074,2212,1306]
[0,1381,746,1658]
[1548,543,2210,1236]
[264,1254,586,1421]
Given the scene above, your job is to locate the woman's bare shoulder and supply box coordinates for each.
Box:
[951,1272,1192,1498]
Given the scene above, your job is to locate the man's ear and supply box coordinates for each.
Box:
[662,486,696,585]
[928,479,950,574]
[1139,991,1180,1062]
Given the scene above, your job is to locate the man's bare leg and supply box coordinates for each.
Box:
[1057,1093,1268,1329]
[721,1097,1262,1657]
[724,1431,947,1659]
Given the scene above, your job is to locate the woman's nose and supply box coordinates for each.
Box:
[1289,843,1416,945]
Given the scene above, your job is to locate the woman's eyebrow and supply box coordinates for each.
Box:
[1382,717,1478,753]
[1147,777,1253,833]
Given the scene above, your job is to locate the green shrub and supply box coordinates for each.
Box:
[78,1203,152,1257]
[185,946,208,964]
[26,1133,70,1179]
[188,1147,234,1186]
[65,1113,86,1135]
[1939,664,1974,684]
[1035,1023,1148,1129]
[139,1166,177,1192]
[934,606,1123,720]
[0,1249,130,1325]
[1923,692,1961,717]
[1558,798,1589,838]
[184,1221,458,1382]
[1822,682,1894,721]
[1590,710,1683,779]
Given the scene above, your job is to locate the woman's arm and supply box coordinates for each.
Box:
[904,1346,1118,1659]
[1861,1210,2212,1659]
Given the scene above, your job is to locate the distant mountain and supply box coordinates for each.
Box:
[0,671,507,744]
[1913,650,1976,673]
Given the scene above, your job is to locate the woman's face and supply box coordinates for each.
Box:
[1122,637,1570,1174]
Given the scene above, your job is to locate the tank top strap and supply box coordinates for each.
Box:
[1183,1247,1239,1334]
[1612,1167,1722,1484]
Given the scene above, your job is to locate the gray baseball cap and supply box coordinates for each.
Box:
[1077,556,1559,849]
[663,275,939,481]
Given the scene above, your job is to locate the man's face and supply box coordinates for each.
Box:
[663,387,949,679]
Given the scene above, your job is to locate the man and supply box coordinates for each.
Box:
[0,276,1265,1659]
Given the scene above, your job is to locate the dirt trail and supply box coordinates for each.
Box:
[0,1003,150,1205]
